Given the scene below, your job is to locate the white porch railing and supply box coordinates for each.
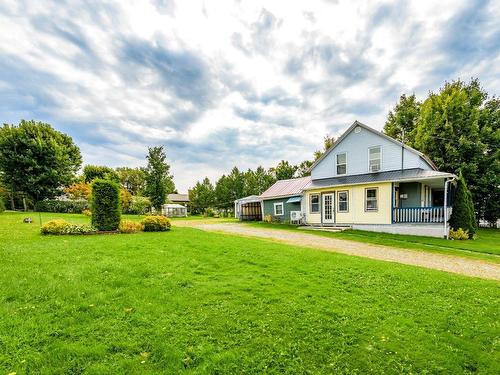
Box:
[392,206,452,223]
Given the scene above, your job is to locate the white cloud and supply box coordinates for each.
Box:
[0,0,498,191]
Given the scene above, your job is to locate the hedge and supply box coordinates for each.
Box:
[36,199,89,213]
[91,179,121,231]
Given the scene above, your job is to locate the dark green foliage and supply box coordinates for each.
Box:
[270,160,297,180]
[384,79,499,224]
[383,94,421,146]
[189,177,215,214]
[0,120,81,204]
[91,179,121,231]
[141,215,171,231]
[0,197,5,213]
[145,146,175,210]
[36,199,89,213]
[83,165,120,183]
[449,173,477,237]
[242,166,276,197]
[125,196,152,214]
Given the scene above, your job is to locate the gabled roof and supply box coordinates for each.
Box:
[305,168,454,190]
[167,193,189,202]
[308,121,438,173]
[260,176,311,200]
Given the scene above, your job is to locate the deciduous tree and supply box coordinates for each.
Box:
[0,120,81,208]
[145,146,175,210]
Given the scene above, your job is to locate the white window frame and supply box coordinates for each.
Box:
[337,190,349,213]
[368,146,381,172]
[274,202,284,216]
[336,152,347,175]
[310,194,320,213]
[365,188,378,212]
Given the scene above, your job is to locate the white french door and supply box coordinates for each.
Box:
[322,193,335,224]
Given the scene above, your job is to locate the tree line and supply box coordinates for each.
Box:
[188,135,336,214]
[0,120,176,212]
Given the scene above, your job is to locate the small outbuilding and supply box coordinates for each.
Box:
[162,203,187,217]
[234,195,262,221]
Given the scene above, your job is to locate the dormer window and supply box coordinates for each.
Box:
[336,153,347,175]
[369,146,381,172]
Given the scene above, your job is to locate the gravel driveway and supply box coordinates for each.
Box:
[179,222,500,281]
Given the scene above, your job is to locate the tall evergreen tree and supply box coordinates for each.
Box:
[270,160,297,180]
[449,173,477,237]
[189,177,214,214]
[144,146,175,210]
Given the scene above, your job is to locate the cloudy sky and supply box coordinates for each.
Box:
[0,0,499,191]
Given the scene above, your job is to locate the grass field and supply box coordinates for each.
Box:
[1,212,499,374]
[246,221,500,261]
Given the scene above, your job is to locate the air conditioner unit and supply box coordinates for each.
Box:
[370,164,380,172]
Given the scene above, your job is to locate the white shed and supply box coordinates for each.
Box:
[234,195,262,221]
[162,203,187,217]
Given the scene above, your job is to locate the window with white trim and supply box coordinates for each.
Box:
[338,191,348,212]
[310,194,320,213]
[336,152,347,175]
[365,188,378,211]
[369,146,381,172]
[274,202,284,216]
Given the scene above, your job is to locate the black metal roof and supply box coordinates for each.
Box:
[306,168,453,190]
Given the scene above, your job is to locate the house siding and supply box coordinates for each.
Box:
[263,197,301,222]
[311,126,432,180]
[304,182,392,225]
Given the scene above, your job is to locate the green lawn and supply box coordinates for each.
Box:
[246,221,500,261]
[1,212,499,374]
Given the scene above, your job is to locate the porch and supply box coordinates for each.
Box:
[392,178,453,224]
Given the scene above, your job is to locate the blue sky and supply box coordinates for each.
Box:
[0,0,499,191]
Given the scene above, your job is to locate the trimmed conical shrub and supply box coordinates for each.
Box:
[449,172,476,238]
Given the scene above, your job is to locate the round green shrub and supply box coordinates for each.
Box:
[41,219,97,235]
[141,215,171,232]
[91,179,121,231]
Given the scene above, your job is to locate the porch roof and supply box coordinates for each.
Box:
[305,168,454,190]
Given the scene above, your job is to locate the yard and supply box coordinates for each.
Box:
[1,212,499,373]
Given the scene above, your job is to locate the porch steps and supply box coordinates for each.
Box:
[298,225,351,233]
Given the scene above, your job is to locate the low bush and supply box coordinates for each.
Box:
[82,209,92,217]
[119,220,144,233]
[141,216,171,232]
[449,228,471,240]
[36,199,89,213]
[41,220,96,235]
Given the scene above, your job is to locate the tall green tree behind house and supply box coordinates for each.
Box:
[0,120,81,209]
[383,94,421,146]
[271,160,297,180]
[413,79,491,220]
[449,173,477,237]
[145,146,175,210]
[82,165,120,183]
[214,167,246,210]
[476,98,500,225]
[189,177,215,214]
[243,166,275,196]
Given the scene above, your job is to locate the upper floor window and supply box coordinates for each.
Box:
[369,146,381,172]
[336,153,347,175]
